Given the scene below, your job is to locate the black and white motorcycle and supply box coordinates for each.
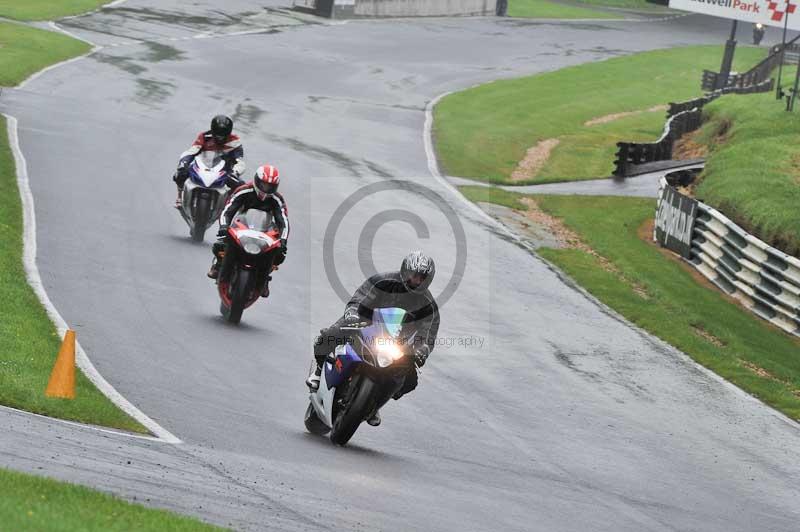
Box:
[178,152,235,242]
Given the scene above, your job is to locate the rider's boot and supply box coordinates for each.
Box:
[261,275,272,298]
[366,409,381,427]
[306,362,321,391]
[174,187,183,210]
[207,257,220,279]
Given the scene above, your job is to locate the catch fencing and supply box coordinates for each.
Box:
[613,79,773,178]
[655,177,800,337]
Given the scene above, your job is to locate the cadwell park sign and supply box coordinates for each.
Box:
[655,185,698,259]
[670,0,800,30]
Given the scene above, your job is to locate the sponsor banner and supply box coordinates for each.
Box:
[656,185,698,259]
[294,0,317,8]
[669,0,800,30]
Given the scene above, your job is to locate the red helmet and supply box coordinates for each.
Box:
[253,164,279,199]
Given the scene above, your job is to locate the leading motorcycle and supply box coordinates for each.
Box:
[305,307,415,445]
[216,209,281,324]
[178,151,233,242]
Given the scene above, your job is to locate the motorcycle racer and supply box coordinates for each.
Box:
[208,164,289,299]
[173,115,245,208]
[307,251,440,426]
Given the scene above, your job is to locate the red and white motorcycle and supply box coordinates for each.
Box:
[216,209,282,324]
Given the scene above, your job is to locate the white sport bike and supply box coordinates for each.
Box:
[178,151,235,242]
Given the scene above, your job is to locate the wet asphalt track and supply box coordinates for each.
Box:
[2,3,800,530]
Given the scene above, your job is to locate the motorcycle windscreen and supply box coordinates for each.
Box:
[198,150,224,169]
[359,307,407,349]
[232,209,275,232]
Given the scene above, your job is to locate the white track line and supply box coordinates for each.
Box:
[423,92,800,431]
[4,114,181,444]
[0,404,166,442]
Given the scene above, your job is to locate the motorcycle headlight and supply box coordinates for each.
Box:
[241,237,262,255]
[376,342,403,368]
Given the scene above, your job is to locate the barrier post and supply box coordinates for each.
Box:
[716,20,738,91]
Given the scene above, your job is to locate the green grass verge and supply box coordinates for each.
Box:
[0,467,226,531]
[434,45,765,184]
[0,22,91,86]
[461,186,800,420]
[0,24,145,431]
[0,0,109,20]
[0,114,144,432]
[508,0,616,19]
[692,90,800,256]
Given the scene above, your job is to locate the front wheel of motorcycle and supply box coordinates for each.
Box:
[304,403,330,436]
[330,377,376,446]
[190,196,211,242]
[227,268,253,325]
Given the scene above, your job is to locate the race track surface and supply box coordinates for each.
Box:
[2,3,799,530]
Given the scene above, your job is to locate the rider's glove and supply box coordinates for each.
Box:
[216,225,229,238]
[174,165,189,182]
[413,345,430,368]
[226,173,243,189]
[343,307,361,324]
[280,238,288,253]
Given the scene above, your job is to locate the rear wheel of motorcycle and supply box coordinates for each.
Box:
[330,377,376,446]
[227,268,253,325]
[304,403,330,435]
[190,197,211,242]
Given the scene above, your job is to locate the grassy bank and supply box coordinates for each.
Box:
[461,187,800,420]
[0,0,109,20]
[0,22,91,86]
[0,23,145,430]
[0,468,226,531]
[434,46,765,184]
[508,0,616,18]
[693,91,800,256]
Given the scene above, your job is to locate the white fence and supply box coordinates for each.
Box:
[657,178,800,337]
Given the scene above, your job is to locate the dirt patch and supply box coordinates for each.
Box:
[584,105,667,127]
[521,197,591,252]
[510,138,560,182]
[673,129,709,161]
[741,360,775,379]
[740,360,799,396]
[691,324,726,347]
[524,197,650,299]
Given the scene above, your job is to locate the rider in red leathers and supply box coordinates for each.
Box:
[173,115,245,208]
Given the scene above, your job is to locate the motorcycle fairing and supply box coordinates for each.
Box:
[190,152,227,188]
[311,364,335,428]
[325,344,362,390]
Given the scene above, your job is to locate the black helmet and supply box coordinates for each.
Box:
[400,251,435,293]
[210,115,233,143]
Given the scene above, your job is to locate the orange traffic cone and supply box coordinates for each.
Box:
[45,330,76,399]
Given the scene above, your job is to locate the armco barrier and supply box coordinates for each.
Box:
[656,177,800,337]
